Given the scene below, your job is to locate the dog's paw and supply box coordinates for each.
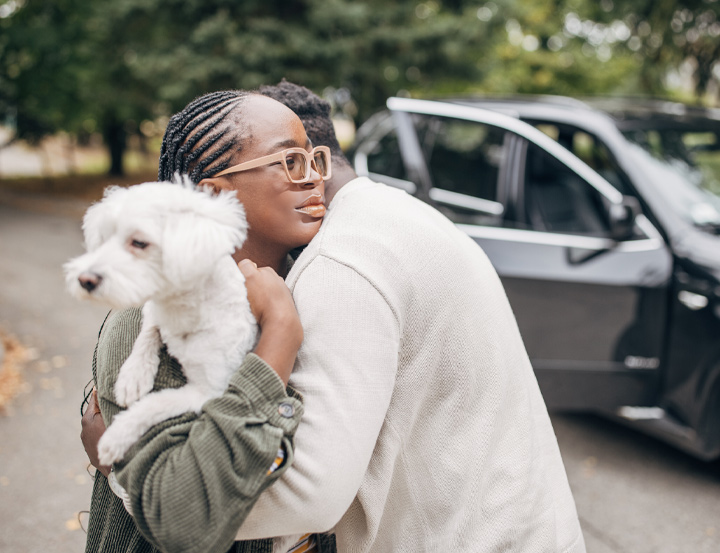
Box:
[114,359,156,407]
[97,426,132,466]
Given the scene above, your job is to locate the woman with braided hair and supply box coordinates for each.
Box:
[158,90,329,277]
[82,90,333,553]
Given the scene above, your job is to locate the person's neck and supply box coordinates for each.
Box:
[324,164,358,205]
[232,243,289,278]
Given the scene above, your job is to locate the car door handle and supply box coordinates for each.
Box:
[678,290,708,310]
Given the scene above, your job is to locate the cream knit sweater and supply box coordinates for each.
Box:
[236,177,586,553]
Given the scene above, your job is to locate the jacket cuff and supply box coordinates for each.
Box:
[228,353,303,435]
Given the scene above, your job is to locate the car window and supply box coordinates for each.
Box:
[623,128,720,230]
[533,123,633,196]
[628,129,720,197]
[411,115,506,225]
[365,125,410,182]
[684,132,720,194]
[522,143,611,237]
[414,115,504,200]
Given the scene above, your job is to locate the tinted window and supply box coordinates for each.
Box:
[685,132,720,194]
[410,115,506,225]
[622,128,720,230]
[365,126,410,181]
[414,115,504,201]
[523,143,610,237]
[533,123,633,195]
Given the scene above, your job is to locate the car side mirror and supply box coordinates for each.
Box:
[608,196,641,242]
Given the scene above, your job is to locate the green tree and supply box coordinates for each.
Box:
[1,0,718,177]
[0,0,156,175]
[0,0,505,174]
[499,0,720,100]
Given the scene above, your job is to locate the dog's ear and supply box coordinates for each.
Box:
[162,192,248,288]
[82,186,127,251]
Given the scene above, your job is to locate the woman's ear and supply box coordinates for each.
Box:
[198,176,232,194]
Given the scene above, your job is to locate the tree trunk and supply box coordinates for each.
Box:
[102,117,126,176]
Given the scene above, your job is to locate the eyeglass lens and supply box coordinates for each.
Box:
[286,152,307,180]
[313,150,329,177]
[286,150,330,181]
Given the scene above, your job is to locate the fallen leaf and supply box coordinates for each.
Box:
[65,517,81,531]
[0,334,27,412]
[36,361,51,374]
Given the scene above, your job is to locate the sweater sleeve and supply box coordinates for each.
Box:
[235,256,400,538]
[94,309,303,553]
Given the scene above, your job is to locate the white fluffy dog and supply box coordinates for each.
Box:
[65,180,257,465]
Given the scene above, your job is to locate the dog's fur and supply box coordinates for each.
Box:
[65,180,257,465]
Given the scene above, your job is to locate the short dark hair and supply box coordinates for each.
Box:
[259,80,350,167]
[158,90,250,183]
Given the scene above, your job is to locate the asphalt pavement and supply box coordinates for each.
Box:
[0,193,718,553]
[0,197,108,553]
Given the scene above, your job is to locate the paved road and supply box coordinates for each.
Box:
[554,413,720,553]
[0,199,108,553]
[0,196,718,553]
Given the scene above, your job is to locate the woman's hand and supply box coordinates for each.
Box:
[239,259,303,385]
[81,388,111,478]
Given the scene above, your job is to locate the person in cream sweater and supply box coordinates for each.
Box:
[84,82,585,553]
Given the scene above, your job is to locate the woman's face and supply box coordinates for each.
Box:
[208,95,325,254]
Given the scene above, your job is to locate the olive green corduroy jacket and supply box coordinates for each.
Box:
[85,308,335,553]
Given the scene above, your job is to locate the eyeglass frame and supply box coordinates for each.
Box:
[212,145,332,183]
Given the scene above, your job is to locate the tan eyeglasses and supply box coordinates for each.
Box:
[213,146,332,183]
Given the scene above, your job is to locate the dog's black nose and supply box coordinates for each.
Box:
[78,272,102,292]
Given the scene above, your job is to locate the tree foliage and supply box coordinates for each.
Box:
[0,0,718,175]
[495,0,720,99]
[0,0,156,173]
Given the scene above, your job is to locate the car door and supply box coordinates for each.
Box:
[374,98,673,411]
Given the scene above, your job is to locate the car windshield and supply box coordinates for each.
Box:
[621,125,720,234]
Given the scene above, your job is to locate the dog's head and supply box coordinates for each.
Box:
[65,180,247,308]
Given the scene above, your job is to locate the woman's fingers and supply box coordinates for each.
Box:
[237,261,304,384]
[81,388,112,478]
[237,259,258,274]
[237,261,299,328]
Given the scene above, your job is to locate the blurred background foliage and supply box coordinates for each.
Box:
[0,0,718,175]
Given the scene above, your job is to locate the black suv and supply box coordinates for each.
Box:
[350,96,720,460]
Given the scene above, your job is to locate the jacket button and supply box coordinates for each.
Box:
[278,402,295,418]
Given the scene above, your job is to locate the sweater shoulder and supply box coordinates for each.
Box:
[291,181,469,292]
[322,181,462,259]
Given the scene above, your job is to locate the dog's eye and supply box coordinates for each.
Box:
[130,239,149,250]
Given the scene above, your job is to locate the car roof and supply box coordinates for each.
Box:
[432,95,720,132]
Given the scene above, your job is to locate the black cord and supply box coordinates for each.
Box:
[78,510,90,534]
[81,378,94,417]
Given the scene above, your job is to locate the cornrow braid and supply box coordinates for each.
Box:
[158,90,250,183]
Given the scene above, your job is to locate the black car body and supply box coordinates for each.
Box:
[350,96,720,460]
